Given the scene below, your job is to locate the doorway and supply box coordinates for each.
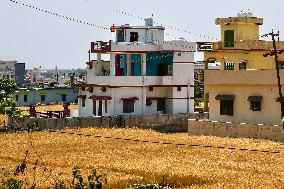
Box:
[98,100,103,116]
[130,32,138,42]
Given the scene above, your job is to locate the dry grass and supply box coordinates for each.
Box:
[0,114,8,127]
[18,105,78,115]
[0,128,284,188]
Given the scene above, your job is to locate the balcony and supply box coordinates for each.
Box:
[86,76,178,87]
[111,41,161,52]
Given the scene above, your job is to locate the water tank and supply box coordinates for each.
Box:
[145,17,153,26]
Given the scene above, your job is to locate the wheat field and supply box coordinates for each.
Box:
[0,128,284,188]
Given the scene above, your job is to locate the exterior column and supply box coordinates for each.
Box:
[127,54,131,76]
[111,88,116,115]
[110,54,115,76]
[142,53,147,76]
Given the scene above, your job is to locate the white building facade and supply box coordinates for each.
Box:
[76,18,196,117]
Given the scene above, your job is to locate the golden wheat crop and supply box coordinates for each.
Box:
[0,128,284,188]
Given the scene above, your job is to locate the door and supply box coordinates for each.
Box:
[93,100,96,116]
[130,32,138,42]
[224,30,234,47]
[98,100,103,116]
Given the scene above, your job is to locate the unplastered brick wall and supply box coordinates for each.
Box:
[188,119,284,142]
[8,113,208,133]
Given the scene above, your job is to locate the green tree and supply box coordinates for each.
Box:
[0,76,18,100]
[0,100,21,116]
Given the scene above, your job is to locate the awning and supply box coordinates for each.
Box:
[215,95,234,101]
[247,96,262,102]
[147,97,166,100]
[121,97,139,101]
[76,95,86,99]
[89,95,112,100]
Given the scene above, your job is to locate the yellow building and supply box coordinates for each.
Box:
[198,13,284,125]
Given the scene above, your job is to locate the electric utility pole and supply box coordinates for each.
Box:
[262,30,284,127]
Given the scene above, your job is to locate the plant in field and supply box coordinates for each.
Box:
[71,166,107,189]
[126,177,172,189]
[0,169,23,189]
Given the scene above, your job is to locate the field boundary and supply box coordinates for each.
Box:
[8,113,208,133]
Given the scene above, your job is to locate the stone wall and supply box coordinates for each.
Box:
[8,113,208,133]
[188,119,284,142]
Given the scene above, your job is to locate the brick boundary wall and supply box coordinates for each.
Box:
[188,119,284,142]
[7,113,208,133]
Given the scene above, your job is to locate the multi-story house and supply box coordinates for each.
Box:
[75,18,196,117]
[0,60,25,86]
[198,12,284,125]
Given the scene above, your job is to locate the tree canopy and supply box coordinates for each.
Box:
[0,76,18,100]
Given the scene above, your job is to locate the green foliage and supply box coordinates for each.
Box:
[194,85,202,99]
[0,100,21,116]
[0,77,18,100]
[0,169,23,189]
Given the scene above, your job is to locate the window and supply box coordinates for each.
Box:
[149,86,153,91]
[146,99,152,106]
[24,95,28,102]
[116,29,125,42]
[123,100,134,113]
[248,96,262,111]
[177,86,182,91]
[157,99,166,112]
[130,32,139,42]
[216,95,234,116]
[220,100,233,116]
[41,95,46,102]
[82,98,86,107]
[278,61,284,69]
[131,54,142,76]
[15,95,18,101]
[224,30,234,47]
[250,101,261,111]
[62,94,67,102]
[101,87,106,92]
[177,53,182,56]
[239,62,247,70]
[224,63,235,70]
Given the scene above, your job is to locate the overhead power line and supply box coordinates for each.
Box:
[8,0,197,52]
[9,0,108,30]
[109,7,219,41]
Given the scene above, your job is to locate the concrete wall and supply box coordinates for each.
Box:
[9,113,208,133]
[188,119,284,142]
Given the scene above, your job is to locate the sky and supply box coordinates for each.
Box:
[1,0,284,69]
